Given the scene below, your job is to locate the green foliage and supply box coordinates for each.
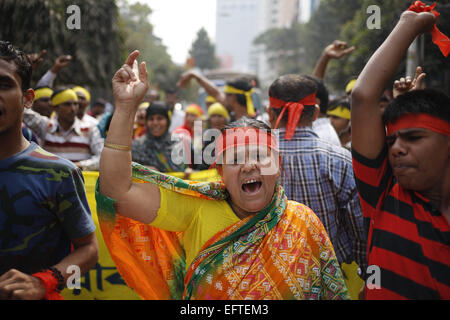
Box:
[0,0,125,90]
[254,24,306,76]
[254,0,450,94]
[189,28,219,71]
[119,1,184,93]
[302,0,363,74]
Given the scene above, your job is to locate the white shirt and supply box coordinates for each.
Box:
[79,113,99,127]
[312,117,341,147]
[169,108,186,134]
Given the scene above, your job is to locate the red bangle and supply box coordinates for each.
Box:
[32,271,64,300]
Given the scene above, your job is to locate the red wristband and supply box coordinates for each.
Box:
[32,271,64,300]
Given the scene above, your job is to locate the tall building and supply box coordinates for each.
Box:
[215,0,261,72]
[252,0,299,88]
[298,0,321,23]
[215,0,302,87]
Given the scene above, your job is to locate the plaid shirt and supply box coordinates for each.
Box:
[278,127,367,274]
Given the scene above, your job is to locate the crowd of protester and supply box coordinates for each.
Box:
[0,4,448,300]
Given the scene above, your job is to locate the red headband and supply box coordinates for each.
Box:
[213,128,279,167]
[408,1,449,57]
[387,113,450,136]
[269,93,317,141]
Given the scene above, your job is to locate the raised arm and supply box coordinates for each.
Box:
[351,11,436,159]
[99,51,160,224]
[177,70,226,104]
[35,55,72,88]
[313,40,355,79]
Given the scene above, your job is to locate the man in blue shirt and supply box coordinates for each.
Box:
[0,41,98,300]
[266,74,367,278]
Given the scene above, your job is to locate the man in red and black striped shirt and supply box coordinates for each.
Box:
[351,9,449,299]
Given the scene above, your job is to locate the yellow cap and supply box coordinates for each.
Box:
[186,104,204,118]
[208,103,230,120]
[72,86,91,102]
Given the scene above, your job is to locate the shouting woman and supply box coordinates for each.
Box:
[97,51,349,300]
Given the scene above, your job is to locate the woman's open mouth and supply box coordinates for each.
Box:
[241,178,263,195]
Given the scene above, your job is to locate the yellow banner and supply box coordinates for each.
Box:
[62,169,221,300]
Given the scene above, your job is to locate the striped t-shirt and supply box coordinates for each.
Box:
[352,146,450,300]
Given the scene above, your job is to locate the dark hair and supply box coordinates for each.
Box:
[0,41,32,92]
[227,77,253,107]
[219,117,283,173]
[146,101,171,124]
[268,74,318,123]
[34,85,52,91]
[222,117,271,133]
[93,98,107,107]
[383,89,450,124]
[328,96,351,113]
[303,75,329,115]
[164,88,178,95]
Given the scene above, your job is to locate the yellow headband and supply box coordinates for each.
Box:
[224,85,256,116]
[138,102,150,110]
[208,102,230,120]
[206,95,217,103]
[34,88,53,101]
[345,80,357,94]
[327,106,351,120]
[52,89,78,107]
[72,86,91,103]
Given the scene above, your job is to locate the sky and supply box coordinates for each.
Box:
[128,0,217,65]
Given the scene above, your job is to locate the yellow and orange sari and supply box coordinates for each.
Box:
[96,163,350,300]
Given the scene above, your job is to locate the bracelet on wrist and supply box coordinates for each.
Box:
[104,142,132,152]
[32,268,65,300]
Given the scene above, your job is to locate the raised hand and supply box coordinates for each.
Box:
[50,55,72,73]
[27,50,47,71]
[393,66,426,98]
[400,10,436,36]
[177,70,199,89]
[323,41,355,60]
[112,50,150,110]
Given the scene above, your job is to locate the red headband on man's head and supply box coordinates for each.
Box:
[386,113,450,137]
[269,93,317,141]
[213,127,279,167]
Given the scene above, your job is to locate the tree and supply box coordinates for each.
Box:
[329,0,450,93]
[254,24,306,77]
[253,0,449,94]
[119,1,184,93]
[0,0,125,90]
[188,28,219,71]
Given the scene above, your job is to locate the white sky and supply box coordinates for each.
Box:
[128,0,217,65]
